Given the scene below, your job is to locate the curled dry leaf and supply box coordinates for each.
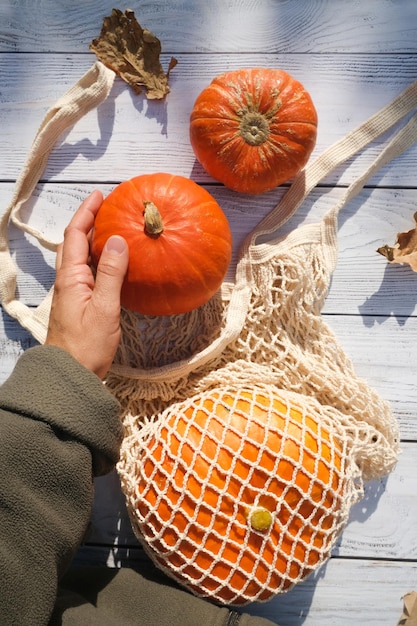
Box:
[90,8,177,99]
[377,212,417,272]
[396,591,417,626]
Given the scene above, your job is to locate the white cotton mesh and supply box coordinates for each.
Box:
[0,61,411,608]
[113,220,400,605]
[121,384,360,605]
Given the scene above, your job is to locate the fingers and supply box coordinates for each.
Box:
[69,189,103,231]
[60,190,104,268]
[92,235,129,315]
[46,194,129,379]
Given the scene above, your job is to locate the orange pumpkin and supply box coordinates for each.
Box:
[134,385,346,605]
[189,68,318,194]
[91,173,232,316]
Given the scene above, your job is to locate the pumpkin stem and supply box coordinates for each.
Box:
[144,201,164,237]
[247,506,273,532]
[239,111,270,146]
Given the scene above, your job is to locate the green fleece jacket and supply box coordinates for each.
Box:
[0,346,277,626]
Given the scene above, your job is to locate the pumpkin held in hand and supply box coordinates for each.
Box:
[91,173,232,316]
[132,385,350,605]
[189,68,318,194]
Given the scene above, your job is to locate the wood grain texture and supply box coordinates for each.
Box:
[245,559,417,625]
[2,181,417,439]
[3,310,416,439]
[1,0,416,54]
[1,1,417,623]
[2,184,417,315]
[1,54,417,185]
[2,306,416,436]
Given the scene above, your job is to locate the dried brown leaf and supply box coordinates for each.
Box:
[396,591,417,626]
[377,212,417,272]
[90,8,177,99]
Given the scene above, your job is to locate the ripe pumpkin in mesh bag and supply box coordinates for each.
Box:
[132,384,351,605]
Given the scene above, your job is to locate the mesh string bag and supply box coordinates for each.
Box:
[1,63,417,606]
[128,384,355,605]
[111,82,417,605]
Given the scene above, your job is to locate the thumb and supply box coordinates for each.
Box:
[93,235,129,311]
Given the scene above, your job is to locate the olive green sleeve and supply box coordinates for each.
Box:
[53,566,277,626]
[0,346,123,626]
[0,346,277,626]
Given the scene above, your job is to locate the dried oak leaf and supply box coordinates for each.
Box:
[377,212,417,272]
[90,8,177,99]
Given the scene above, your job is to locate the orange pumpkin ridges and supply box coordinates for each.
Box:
[132,385,349,605]
[189,67,318,195]
[91,172,233,317]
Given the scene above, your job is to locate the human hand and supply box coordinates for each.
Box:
[45,190,129,378]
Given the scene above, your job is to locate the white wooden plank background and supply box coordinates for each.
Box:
[1,54,417,187]
[1,1,417,624]
[0,0,416,54]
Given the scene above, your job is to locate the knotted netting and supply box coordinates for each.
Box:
[1,62,416,607]
[111,82,417,603]
[112,203,398,604]
[120,383,360,605]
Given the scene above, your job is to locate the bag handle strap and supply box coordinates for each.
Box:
[242,78,417,254]
[0,62,115,342]
[321,107,417,272]
[112,78,417,382]
[1,69,416,380]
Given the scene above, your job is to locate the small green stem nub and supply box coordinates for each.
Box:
[248,506,273,532]
[144,201,164,236]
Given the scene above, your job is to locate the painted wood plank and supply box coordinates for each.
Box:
[245,559,417,625]
[1,54,417,186]
[2,183,417,317]
[325,315,417,441]
[1,0,416,619]
[2,305,416,437]
[85,442,417,561]
[0,310,39,383]
[71,545,417,625]
[1,0,416,54]
[334,443,417,559]
[2,181,417,436]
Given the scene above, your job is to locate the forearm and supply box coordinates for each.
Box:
[0,346,123,625]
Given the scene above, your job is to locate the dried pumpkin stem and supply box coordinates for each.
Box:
[144,201,164,236]
[239,111,270,146]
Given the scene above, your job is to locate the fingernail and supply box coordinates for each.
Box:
[105,235,127,255]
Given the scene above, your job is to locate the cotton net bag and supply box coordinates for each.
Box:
[1,62,416,606]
